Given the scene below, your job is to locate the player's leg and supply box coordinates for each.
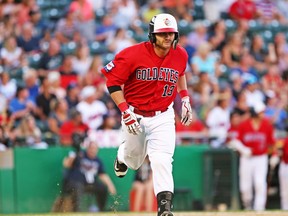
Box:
[115,122,147,177]
[253,155,268,211]
[131,181,146,211]
[147,109,176,216]
[279,162,288,210]
[144,179,155,212]
[92,180,108,211]
[239,156,253,210]
[66,180,85,212]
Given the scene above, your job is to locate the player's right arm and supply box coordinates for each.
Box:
[109,87,126,107]
[108,86,142,135]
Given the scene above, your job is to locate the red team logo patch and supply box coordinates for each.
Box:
[104,61,115,72]
[164,18,171,26]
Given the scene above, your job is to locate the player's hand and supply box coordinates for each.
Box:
[181,96,193,126]
[228,139,252,157]
[122,109,142,135]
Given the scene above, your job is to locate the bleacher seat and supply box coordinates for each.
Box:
[193,0,205,20]
[101,53,115,65]
[89,42,108,55]
[133,33,148,43]
[260,30,274,44]
[28,53,42,69]
[248,20,266,35]
[225,19,237,34]
[178,20,193,35]
[61,42,77,55]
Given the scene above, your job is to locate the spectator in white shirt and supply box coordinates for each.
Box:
[206,93,231,148]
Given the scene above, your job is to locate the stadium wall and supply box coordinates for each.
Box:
[0,145,242,214]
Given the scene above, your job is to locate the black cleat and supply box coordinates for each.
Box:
[160,211,174,216]
[114,158,128,178]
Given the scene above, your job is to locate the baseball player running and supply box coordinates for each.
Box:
[101,13,192,216]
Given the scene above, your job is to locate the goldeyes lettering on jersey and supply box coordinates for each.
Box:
[136,67,178,84]
[104,62,179,84]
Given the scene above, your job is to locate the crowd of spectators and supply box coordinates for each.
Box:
[0,0,287,151]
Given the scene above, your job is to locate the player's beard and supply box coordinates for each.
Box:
[154,39,173,51]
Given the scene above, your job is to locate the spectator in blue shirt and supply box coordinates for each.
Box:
[9,85,37,122]
[62,139,116,212]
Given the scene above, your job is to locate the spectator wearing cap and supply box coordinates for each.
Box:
[59,108,89,146]
[76,86,108,130]
[16,22,41,53]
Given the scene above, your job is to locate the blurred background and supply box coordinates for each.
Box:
[0,0,287,214]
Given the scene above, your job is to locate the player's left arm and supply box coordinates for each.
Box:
[177,74,192,126]
[99,173,117,195]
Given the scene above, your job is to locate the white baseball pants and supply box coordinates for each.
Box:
[117,107,176,195]
[239,155,268,211]
[279,161,288,210]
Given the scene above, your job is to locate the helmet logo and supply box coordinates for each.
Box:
[164,18,171,26]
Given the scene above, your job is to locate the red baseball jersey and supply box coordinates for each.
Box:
[101,42,188,112]
[226,125,240,143]
[238,118,275,156]
[282,138,288,164]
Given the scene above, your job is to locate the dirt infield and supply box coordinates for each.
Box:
[4,211,288,216]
